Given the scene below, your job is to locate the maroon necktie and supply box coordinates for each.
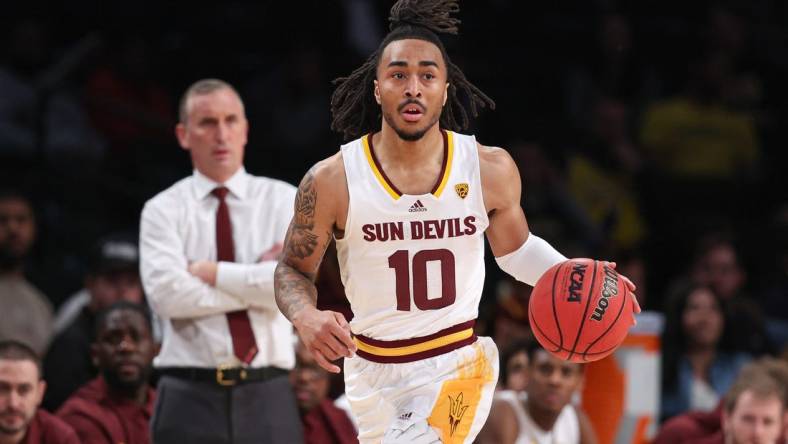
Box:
[212,187,258,364]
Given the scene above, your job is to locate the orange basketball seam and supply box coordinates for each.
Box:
[529,303,561,352]
[550,261,565,351]
[529,302,620,358]
[566,260,598,361]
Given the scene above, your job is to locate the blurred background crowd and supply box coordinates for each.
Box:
[1,0,787,443]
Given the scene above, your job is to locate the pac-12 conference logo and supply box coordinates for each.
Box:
[454,183,469,199]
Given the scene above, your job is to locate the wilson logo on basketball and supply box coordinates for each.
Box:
[590,266,619,322]
[567,263,587,303]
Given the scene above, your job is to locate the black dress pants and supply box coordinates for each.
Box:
[151,374,303,443]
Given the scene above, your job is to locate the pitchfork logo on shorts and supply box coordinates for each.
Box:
[448,392,469,436]
[454,183,469,199]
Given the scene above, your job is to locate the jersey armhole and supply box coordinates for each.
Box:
[335,148,353,243]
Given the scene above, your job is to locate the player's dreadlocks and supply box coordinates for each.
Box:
[330,0,496,140]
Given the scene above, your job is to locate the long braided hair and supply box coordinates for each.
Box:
[330,0,495,141]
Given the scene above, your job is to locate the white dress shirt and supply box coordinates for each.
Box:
[140,167,297,369]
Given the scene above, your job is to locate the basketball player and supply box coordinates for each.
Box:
[478,342,598,444]
[274,1,639,442]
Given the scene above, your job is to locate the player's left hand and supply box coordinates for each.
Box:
[188,260,218,286]
[606,262,641,323]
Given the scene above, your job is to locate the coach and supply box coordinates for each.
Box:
[140,78,302,443]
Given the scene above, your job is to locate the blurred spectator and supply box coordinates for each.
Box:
[566,97,647,252]
[84,34,173,153]
[639,47,760,267]
[654,356,788,444]
[57,302,156,444]
[564,13,660,132]
[498,339,531,392]
[509,141,597,252]
[0,340,79,444]
[0,18,104,164]
[82,33,178,206]
[721,360,787,444]
[339,0,384,57]
[490,277,534,354]
[655,404,724,444]
[53,234,143,333]
[291,341,357,444]
[43,235,143,411]
[760,206,788,349]
[479,341,597,444]
[640,49,758,181]
[691,232,773,355]
[661,281,751,421]
[691,233,746,301]
[702,8,764,116]
[243,42,331,180]
[0,190,52,356]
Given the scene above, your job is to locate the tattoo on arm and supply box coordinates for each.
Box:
[275,168,336,321]
[274,261,317,321]
[288,170,319,259]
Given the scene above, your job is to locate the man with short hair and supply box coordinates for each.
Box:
[44,234,144,410]
[721,378,785,444]
[478,342,597,444]
[57,302,157,444]
[0,191,53,356]
[719,363,786,444]
[0,340,78,444]
[140,78,302,443]
[654,357,788,444]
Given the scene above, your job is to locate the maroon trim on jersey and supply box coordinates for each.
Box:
[366,130,450,197]
[355,319,476,348]
[367,133,403,197]
[429,130,450,194]
[356,335,478,364]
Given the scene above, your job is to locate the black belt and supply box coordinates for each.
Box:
[157,365,288,386]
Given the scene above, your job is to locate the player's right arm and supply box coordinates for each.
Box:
[274,154,357,373]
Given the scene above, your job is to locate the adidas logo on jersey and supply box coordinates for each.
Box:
[408,200,427,212]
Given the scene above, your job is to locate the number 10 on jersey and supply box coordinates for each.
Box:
[387,249,457,311]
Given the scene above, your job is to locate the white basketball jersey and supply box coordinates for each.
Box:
[336,130,489,340]
[495,390,580,444]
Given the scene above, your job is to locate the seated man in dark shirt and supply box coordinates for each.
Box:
[291,341,357,444]
[43,235,143,411]
[0,340,78,444]
[57,302,156,444]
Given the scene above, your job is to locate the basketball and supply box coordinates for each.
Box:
[528,258,634,363]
